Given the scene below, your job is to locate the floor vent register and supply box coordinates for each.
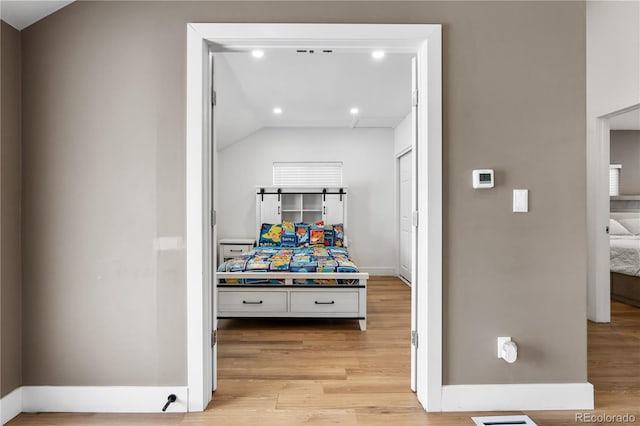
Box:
[471,415,537,426]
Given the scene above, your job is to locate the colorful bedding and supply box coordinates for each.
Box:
[218,246,359,285]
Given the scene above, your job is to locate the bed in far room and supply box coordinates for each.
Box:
[216,186,369,330]
[610,212,640,307]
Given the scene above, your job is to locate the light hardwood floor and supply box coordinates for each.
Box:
[9,277,640,425]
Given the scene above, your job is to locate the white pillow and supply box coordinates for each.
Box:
[617,217,640,235]
[610,218,633,236]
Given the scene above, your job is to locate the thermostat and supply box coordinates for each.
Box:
[472,169,494,189]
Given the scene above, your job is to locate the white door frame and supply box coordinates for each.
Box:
[587,103,640,323]
[186,23,442,412]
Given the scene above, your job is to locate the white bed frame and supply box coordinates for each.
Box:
[218,186,367,330]
[217,272,368,330]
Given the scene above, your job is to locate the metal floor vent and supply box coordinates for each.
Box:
[471,415,537,426]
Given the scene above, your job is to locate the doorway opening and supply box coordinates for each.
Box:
[589,105,640,397]
[186,23,442,412]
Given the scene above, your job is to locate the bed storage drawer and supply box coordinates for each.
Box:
[290,291,359,313]
[219,290,287,313]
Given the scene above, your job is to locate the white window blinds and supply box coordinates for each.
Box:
[273,162,343,187]
[610,164,622,196]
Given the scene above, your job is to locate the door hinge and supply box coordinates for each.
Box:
[412,211,419,227]
[211,89,217,106]
[411,330,418,348]
[412,89,418,107]
[211,330,217,347]
[211,209,216,228]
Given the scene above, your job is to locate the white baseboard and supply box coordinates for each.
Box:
[359,266,396,276]
[441,383,594,411]
[1,387,22,425]
[398,275,411,287]
[22,386,189,413]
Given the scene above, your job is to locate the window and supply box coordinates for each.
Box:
[610,164,621,196]
[273,161,343,187]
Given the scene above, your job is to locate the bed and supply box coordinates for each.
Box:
[216,190,369,330]
[609,213,640,307]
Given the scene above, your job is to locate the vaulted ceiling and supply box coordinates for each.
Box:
[215,49,413,150]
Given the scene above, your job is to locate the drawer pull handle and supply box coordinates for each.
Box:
[229,249,243,252]
[314,301,335,305]
[243,300,263,305]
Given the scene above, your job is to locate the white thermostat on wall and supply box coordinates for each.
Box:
[472,169,494,189]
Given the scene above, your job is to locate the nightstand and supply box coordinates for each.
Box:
[218,238,255,265]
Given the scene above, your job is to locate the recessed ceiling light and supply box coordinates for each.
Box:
[273,107,283,115]
[350,107,359,115]
[252,50,265,58]
[371,50,385,60]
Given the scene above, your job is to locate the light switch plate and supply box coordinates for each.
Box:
[513,189,528,213]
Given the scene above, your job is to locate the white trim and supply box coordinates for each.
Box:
[587,116,612,322]
[20,386,188,414]
[441,383,594,411]
[1,387,22,425]
[587,103,640,322]
[186,23,443,412]
[190,23,433,51]
[358,266,397,276]
[186,23,210,412]
[417,34,443,411]
[396,145,412,159]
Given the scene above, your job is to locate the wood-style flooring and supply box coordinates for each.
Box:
[9,277,640,425]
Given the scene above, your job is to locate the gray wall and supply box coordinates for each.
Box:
[610,130,640,195]
[1,20,22,398]
[20,1,586,387]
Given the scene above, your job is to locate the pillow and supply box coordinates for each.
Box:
[310,221,325,247]
[280,220,296,247]
[333,224,345,247]
[323,224,335,246]
[295,223,310,247]
[617,217,640,235]
[610,218,633,236]
[259,223,282,246]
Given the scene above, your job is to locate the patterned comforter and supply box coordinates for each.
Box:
[218,246,358,273]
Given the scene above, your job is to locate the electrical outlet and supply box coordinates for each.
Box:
[497,337,511,358]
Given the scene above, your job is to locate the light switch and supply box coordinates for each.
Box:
[513,189,528,213]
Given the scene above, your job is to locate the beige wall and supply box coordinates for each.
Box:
[611,131,640,195]
[1,20,23,397]
[20,1,586,387]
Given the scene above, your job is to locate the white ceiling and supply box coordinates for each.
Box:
[215,49,412,149]
[609,108,640,130]
[0,0,75,30]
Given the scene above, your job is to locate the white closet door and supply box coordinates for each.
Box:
[399,151,413,283]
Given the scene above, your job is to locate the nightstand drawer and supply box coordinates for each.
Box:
[222,244,251,259]
[219,290,288,313]
[290,291,359,313]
